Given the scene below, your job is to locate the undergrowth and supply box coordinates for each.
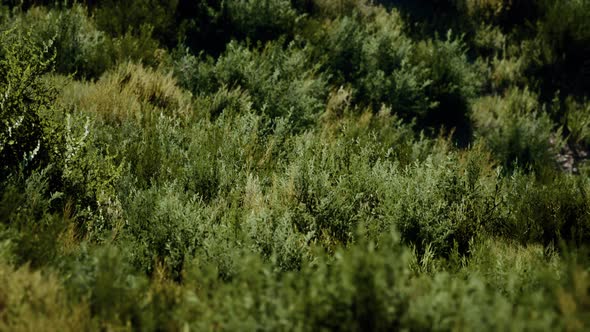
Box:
[1,0,589,330]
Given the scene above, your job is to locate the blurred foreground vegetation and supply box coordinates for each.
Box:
[1,0,590,330]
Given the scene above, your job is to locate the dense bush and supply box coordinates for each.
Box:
[313,10,418,107]
[504,172,590,248]
[532,0,590,98]
[1,0,590,330]
[4,5,109,78]
[564,97,590,148]
[472,88,560,171]
[227,0,298,41]
[0,257,91,331]
[310,10,480,142]
[410,33,482,142]
[2,4,162,79]
[175,41,328,132]
[60,62,192,123]
[91,0,301,54]
[0,28,56,182]
[459,0,540,29]
[93,0,177,42]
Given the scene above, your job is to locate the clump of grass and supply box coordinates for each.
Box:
[0,259,92,331]
[60,62,192,123]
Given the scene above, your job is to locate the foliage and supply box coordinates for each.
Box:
[175,41,327,132]
[227,0,298,41]
[564,97,590,148]
[310,10,480,141]
[1,0,590,330]
[0,28,55,182]
[93,0,178,43]
[504,172,590,248]
[410,32,482,142]
[4,5,108,78]
[472,88,561,171]
[2,4,163,79]
[0,258,91,331]
[533,0,590,97]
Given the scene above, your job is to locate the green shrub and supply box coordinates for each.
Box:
[121,185,202,279]
[472,24,506,57]
[3,5,163,79]
[459,0,540,29]
[564,97,590,148]
[320,102,433,167]
[94,0,298,53]
[316,10,415,102]
[61,245,152,329]
[504,172,590,248]
[93,0,178,45]
[1,1,590,330]
[59,111,125,241]
[101,24,163,71]
[533,0,590,98]
[314,11,480,142]
[467,237,562,298]
[4,6,105,79]
[0,167,65,267]
[472,88,561,171]
[383,148,500,257]
[0,4,8,21]
[309,0,375,17]
[192,86,253,120]
[321,10,429,116]
[227,0,298,41]
[487,55,527,92]
[179,230,410,331]
[410,32,482,142]
[175,41,328,132]
[0,28,56,182]
[283,134,363,248]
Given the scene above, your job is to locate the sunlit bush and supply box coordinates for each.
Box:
[0,259,91,331]
[3,5,163,79]
[60,62,192,123]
